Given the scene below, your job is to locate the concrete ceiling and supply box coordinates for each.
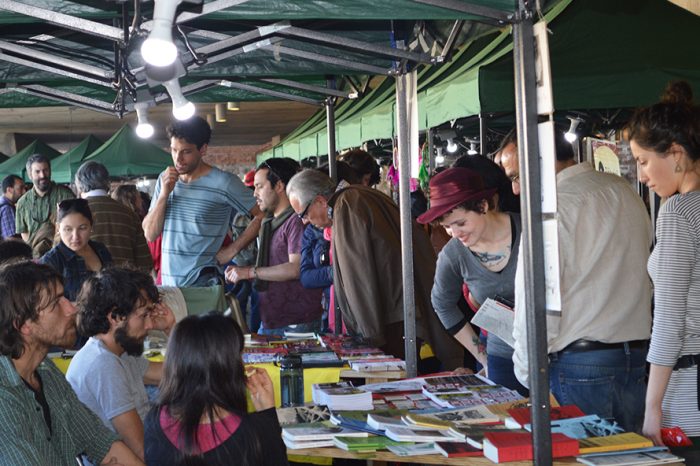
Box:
[0,100,319,153]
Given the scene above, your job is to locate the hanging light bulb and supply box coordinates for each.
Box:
[435,147,445,165]
[215,103,227,122]
[163,77,195,120]
[134,102,154,139]
[141,0,182,67]
[446,138,458,153]
[565,116,581,143]
[467,141,478,156]
[227,101,240,111]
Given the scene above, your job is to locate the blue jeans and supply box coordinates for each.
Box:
[488,353,530,397]
[548,344,647,433]
[258,319,323,337]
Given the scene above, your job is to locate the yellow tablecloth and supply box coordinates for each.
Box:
[50,356,343,407]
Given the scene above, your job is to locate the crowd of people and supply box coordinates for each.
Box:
[0,80,698,464]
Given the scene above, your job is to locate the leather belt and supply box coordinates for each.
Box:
[558,339,648,353]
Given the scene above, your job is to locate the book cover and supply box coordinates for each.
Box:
[483,431,579,463]
[333,435,406,452]
[386,443,440,456]
[507,404,585,428]
[435,441,484,458]
[543,415,624,440]
[405,405,500,428]
[282,422,369,441]
[578,432,653,454]
[448,424,515,448]
[384,426,464,443]
[576,449,684,466]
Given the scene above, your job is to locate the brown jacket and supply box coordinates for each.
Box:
[330,186,462,369]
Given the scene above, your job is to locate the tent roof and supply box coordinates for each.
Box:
[0,139,61,181]
[51,134,103,184]
[0,0,514,116]
[263,0,700,160]
[83,124,171,178]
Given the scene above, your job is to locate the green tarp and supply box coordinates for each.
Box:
[51,135,103,184]
[0,139,61,181]
[263,0,700,161]
[82,125,170,178]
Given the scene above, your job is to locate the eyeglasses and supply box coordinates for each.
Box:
[260,160,281,185]
[297,198,314,220]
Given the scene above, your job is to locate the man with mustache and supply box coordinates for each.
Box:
[0,261,143,465]
[15,153,74,257]
[66,267,174,461]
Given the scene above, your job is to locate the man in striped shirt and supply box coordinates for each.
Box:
[143,116,263,287]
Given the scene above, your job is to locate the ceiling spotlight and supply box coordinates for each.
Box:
[163,78,195,120]
[446,139,459,154]
[215,103,227,123]
[134,102,154,139]
[467,142,478,156]
[141,0,182,67]
[565,116,582,143]
[227,101,240,111]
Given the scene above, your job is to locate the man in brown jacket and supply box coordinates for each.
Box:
[286,168,462,369]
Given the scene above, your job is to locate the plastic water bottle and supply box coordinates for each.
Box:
[279,354,304,407]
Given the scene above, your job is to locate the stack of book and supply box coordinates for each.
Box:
[311,381,373,410]
[349,357,406,372]
[281,422,368,449]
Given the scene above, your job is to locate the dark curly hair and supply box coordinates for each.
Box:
[76,267,159,337]
[166,116,212,149]
[626,81,700,161]
[0,262,63,358]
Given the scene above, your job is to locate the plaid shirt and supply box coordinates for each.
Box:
[0,196,15,239]
[0,355,117,466]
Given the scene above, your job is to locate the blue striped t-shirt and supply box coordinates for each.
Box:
[152,166,256,286]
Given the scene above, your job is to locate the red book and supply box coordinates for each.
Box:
[482,431,579,463]
[435,442,483,458]
[506,404,585,428]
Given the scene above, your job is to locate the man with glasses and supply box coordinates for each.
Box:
[0,261,143,465]
[286,169,463,369]
[66,267,174,461]
[225,158,323,335]
[143,116,263,287]
[16,153,75,257]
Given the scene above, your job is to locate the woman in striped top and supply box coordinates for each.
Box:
[628,81,700,445]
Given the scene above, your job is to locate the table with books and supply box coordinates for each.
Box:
[279,373,686,466]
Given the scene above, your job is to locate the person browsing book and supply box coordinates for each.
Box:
[627,81,700,445]
[511,130,653,433]
[417,167,526,395]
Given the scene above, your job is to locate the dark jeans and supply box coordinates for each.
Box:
[488,353,529,397]
[191,267,223,287]
[229,278,261,333]
[548,344,647,433]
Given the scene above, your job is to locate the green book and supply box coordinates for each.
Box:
[333,435,410,452]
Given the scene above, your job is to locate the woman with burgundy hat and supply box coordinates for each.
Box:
[418,167,527,395]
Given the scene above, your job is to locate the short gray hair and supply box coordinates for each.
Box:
[25,153,49,175]
[74,161,109,193]
[286,169,336,207]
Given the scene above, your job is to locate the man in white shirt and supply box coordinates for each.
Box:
[509,131,653,432]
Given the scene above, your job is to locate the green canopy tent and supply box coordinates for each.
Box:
[82,125,170,178]
[51,135,104,184]
[0,139,61,181]
[264,0,700,160]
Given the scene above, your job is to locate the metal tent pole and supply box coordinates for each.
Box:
[325,97,337,182]
[479,113,488,155]
[513,2,552,465]
[395,72,418,378]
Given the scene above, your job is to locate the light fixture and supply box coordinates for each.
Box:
[215,103,227,122]
[467,142,478,156]
[565,116,582,143]
[163,77,195,120]
[206,114,215,127]
[446,139,459,154]
[435,147,445,165]
[141,0,182,67]
[134,102,154,139]
[226,101,240,111]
